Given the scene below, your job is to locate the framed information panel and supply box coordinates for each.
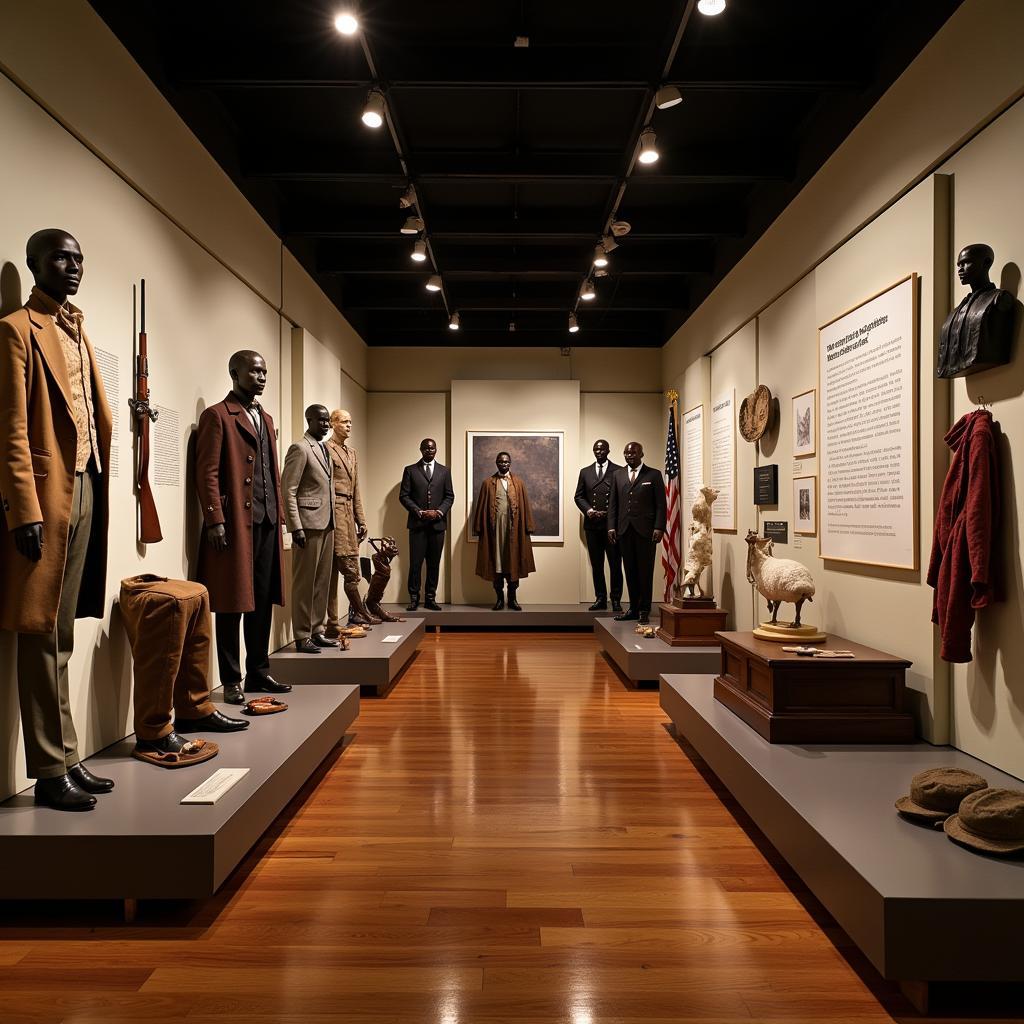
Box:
[818,275,918,569]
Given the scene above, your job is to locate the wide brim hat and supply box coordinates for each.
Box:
[944,787,1024,855]
[895,766,988,822]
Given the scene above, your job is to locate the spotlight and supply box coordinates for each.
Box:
[655,85,683,109]
[601,234,620,253]
[580,279,596,301]
[425,274,442,292]
[400,215,424,235]
[448,312,461,331]
[593,266,608,278]
[609,219,632,237]
[411,239,427,262]
[568,312,580,334]
[334,11,359,35]
[697,0,726,14]
[399,185,417,209]
[637,128,659,165]
[592,244,609,268]
[361,89,385,128]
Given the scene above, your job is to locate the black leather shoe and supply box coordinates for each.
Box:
[638,613,650,625]
[245,675,292,694]
[135,732,190,755]
[34,774,95,811]
[311,633,339,648]
[176,710,250,733]
[611,600,623,613]
[406,598,420,612]
[68,762,114,794]
[614,609,639,621]
[294,637,322,654]
[424,599,442,611]
[223,683,245,705]
[589,600,608,611]
[492,595,505,611]
[508,597,522,611]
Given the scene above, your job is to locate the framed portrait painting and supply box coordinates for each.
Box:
[467,431,564,542]
[792,388,815,458]
[793,475,817,536]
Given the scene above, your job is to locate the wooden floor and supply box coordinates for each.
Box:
[0,633,956,1022]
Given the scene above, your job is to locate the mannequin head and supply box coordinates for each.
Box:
[420,438,437,461]
[305,404,331,441]
[331,408,352,443]
[495,452,511,476]
[593,439,610,464]
[957,244,995,291]
[26,229,83,304]
[623,442,644,469]
[228,350,267,405]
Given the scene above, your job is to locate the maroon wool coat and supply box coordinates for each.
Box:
[927,409,999,663]
[194,393,285,613]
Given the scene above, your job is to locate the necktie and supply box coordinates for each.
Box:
[630,469,636,485]
[598,464,604,480]
[426,462,433,480]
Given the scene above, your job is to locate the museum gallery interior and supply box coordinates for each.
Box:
[1,0,1023,1020]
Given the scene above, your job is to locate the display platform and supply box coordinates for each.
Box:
[0,685,359,901]
[661,674,1024,1000]
[385,603,602,629]
[270,618,424,696]
[595,615,719,686]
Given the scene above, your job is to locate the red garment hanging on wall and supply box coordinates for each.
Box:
[926,409,1000,663]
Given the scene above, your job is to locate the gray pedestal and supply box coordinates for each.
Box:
[595,616,719,685]
[0,685,359,900]
[385,603,603,629]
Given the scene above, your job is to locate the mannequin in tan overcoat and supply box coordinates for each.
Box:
[0,229,113,811]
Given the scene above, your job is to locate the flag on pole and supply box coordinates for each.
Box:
[661,399,681,601]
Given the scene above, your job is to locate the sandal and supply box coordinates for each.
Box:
[244,697,289,716]
[132,737,219,769]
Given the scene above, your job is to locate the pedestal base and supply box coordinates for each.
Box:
[657,602,729,647]
[752,621,826,643]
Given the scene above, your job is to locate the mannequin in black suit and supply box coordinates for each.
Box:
[399,438,454,611]
[608,441,667,625]
[574,439,623,612]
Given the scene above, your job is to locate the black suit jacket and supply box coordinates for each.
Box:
[574,461,622,531]
[608,464,667,539]
[399,461,455,533]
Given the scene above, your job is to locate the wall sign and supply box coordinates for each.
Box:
[710,390,736,531]
[682,404,704,529]
[764,520,789,544]
[754,464,778,505]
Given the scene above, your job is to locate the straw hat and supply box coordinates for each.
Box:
[944,788,1024,855]
[895,767,988,822]
[739,384,772,442]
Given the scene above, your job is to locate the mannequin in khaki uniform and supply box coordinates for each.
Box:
[325,408,378,631]
[281,404,341,653]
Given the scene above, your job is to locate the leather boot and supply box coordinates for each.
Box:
[366,567,403,622]
[507,582,522,611]
[345,581,381,626]
[492,581,505,611]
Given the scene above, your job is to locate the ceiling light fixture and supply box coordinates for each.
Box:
[601,234,620,253]
[593,266,608,278]
[448,312,461,331]
[655,85,683,109]
[609,220,632,237]
[580,279,596,301]
[361,89,385,128]
[592,244,609,268]
[568,312,580,334]
[399,185,416,209]
[400,215,424,235]
[697,0,726,15]
[637,128,660,165]
[334,11,359,35]
[425,274,442,292]
[411,239,427,262]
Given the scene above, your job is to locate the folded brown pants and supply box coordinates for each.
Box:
[119,575,216,741]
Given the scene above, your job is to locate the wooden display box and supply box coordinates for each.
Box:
[713,631,914,743]
[657,600,728,647]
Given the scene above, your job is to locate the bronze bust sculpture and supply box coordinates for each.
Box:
[937,244,1015,379]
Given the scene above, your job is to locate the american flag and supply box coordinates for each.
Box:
[661,403,681,601]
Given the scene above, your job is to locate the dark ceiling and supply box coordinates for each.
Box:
[91,0,961,348]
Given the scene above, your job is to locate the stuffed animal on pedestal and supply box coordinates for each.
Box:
[744,530,825,641]
[678,486,719,599]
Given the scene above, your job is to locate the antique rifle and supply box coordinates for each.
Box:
[129,279,163,543]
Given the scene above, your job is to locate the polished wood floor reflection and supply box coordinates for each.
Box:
[0,633,927,1022]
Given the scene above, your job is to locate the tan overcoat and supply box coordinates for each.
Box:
[326,436,365,556]
[473,473,536,582]
[0,291,112,634]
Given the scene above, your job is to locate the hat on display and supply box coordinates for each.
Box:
[895,767,988,822]
[943,787,1024,855]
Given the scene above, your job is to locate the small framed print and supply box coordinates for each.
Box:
[793,475,817,536]
[792,388,816,458]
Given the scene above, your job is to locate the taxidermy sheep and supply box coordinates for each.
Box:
[678,486,719,599]
[744,529,815,627]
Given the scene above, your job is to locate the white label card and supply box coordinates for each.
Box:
[382,634,402,643]
[180,767,250,805]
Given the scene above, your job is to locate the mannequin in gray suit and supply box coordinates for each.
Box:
[281,405,340,654]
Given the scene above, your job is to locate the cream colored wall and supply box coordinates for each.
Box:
[942,99,1024,778]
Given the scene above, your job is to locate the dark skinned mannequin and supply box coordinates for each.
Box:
[417,438,442,523]
[608,443,664,545]
[585,439,611,524]
[493,452,526,611]
[291,404,332,549]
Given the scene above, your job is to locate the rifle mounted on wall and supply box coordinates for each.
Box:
[129,279,163,543]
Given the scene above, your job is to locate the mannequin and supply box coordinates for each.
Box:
[399,437,454,611]
[574,438,623,612]
[195,351,291,704]
[0,229,113,810]
[281,404,342,653]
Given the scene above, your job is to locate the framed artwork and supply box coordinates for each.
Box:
[467,431,564,542]
[792,388,816,457]
[793,475,817,536]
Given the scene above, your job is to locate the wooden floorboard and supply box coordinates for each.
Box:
[0,632,934,1022]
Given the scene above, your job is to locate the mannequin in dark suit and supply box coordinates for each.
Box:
[399,437,454,611]
[608,441,667,624]
[574,438,623,611]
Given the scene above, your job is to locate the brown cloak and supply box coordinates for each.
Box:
[473,472,536,581]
